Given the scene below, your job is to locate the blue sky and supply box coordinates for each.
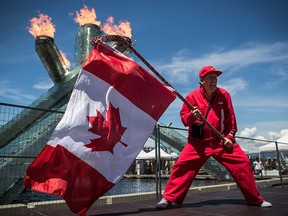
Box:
[0,0,287,152]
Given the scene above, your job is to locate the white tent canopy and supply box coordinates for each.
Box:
[259,134,288,152]
[277,134,288,144]
[170,152,179,159]
[136,149,149,160]
[136,148,173,160]
[145,149,172,159]
[259,143,288,152]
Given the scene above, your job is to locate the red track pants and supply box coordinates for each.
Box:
[163,141,264,205]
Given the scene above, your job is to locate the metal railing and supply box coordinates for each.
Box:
[0,102,65,205]
[153,124,288,196]
[0,102,287,214]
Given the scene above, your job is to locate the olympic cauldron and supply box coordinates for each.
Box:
[0,24,134,204]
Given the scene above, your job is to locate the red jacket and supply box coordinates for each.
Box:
[180,86,237,144]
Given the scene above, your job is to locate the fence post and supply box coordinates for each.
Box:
[154,125,158,198]
[157,124,162,196]
[275,141,283,187]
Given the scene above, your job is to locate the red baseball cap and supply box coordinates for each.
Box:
[199,66,222,78]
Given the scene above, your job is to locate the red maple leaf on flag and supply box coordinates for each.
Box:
[84,102,128,153]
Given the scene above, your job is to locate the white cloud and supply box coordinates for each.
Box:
[156,42,288,83]
[268,131,280,140]
[33,79,54,90]
[268,129,288,140]
[237,127,269,152]
[0,78,53,104]
[254,135,266,140]
[240,127,257,137]
[0,80,36,104]
[219,77,247,96]
[280,129,288,137]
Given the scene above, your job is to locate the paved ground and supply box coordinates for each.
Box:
[2,186,287,216]
[87,186,287,216]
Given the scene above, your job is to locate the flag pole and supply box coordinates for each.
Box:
[91,35,225,142]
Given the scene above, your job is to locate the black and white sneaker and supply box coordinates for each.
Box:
[155,198,172,209]
[260,200,272,208]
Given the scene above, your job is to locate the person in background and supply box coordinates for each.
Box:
[253,157,263,178]
[272,158,278,170]
[253,157,261,175]
[266,158,273,170]
[156,66,272,209]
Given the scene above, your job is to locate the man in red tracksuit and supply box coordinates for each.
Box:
[156,66,272,209]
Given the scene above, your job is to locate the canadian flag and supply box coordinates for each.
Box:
[24,42,176,215]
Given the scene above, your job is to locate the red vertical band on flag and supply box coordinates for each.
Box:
[24,145,114,215]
